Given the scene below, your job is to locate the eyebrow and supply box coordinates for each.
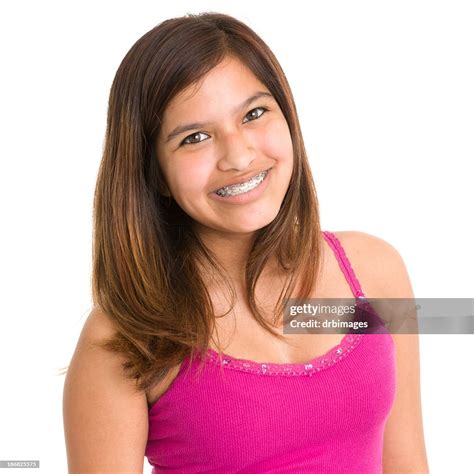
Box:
[164,91,274,144]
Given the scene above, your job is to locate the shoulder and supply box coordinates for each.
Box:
[330,233,428,470]
[63,305,149,472]
[330,230,414,299]
[84,306,183,409]
[80,305,119,344]
[331,230,399,259]
[65,306,141,397]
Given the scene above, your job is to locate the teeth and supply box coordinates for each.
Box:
[215,170,268,197]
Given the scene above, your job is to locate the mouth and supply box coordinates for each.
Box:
[212,168,271,197]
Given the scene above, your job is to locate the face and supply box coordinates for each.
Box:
[156,55,294,237]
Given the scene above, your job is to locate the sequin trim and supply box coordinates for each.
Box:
[202,231,368,377]
[204,333,365,376]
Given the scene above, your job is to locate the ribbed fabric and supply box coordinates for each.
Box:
[145,231,396,473]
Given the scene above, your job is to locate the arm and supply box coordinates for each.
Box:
[379,241,429,473]
[383,332,429,473]
[349,231,429,473]
[63,306,149,474]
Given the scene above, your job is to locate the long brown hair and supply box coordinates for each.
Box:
[61,11,324,393]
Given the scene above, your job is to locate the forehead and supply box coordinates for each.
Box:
[163,56,268,118]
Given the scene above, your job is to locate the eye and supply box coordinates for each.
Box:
[243,106,268,123]
[180,131,210,146]
[180,107,268,146]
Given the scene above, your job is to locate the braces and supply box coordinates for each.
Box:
[215,170,268,197]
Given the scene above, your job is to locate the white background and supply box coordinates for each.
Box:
[0,1,473,472]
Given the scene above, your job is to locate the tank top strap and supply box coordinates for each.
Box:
[322,231,366,299]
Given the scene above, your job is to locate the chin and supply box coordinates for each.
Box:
[227,211,280,234]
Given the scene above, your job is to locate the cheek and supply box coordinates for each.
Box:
[257,118,293,160]
[168,161,211,195]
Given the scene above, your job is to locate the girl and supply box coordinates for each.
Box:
[63,12,429,473]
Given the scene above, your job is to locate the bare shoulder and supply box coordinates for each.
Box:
[331,230,401,264]
[63,305,148,473]
[331,230,413,299]
[332,232,429,469]
[77,305,117,345]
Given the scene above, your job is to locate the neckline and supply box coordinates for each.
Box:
[200,232,369,376]
[203,332,365,376]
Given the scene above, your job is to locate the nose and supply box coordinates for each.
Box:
[217,129,257,171]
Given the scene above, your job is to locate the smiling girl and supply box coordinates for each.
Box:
[63,12,429,473]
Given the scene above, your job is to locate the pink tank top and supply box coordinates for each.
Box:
[145,231,396,473]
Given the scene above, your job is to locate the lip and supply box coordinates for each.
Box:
[210,168,272,193]
[209,167,272,205]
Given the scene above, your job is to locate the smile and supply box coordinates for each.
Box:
[214,169,269,197]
